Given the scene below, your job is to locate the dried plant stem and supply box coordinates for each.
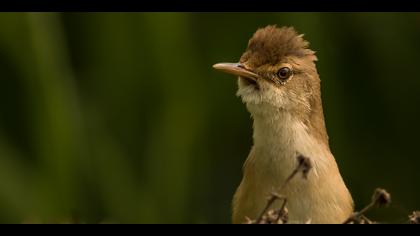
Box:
[255,155,311,224]
[274,199,288,222]
[343,188,391,224]
[255,193,286,224]
[360,215,374,224]
[343,201,376,224]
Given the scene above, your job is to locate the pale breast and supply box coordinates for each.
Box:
[232,115,353,224]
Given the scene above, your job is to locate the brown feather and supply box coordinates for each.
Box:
[240,25,316,67]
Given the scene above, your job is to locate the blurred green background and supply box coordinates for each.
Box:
[0,12,419,224]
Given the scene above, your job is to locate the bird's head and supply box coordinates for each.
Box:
[213,25,321,118]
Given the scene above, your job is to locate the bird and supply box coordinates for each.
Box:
[213,25,354,224]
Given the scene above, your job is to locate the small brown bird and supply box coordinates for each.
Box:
[213,25,354,224]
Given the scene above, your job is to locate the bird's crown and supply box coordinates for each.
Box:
[240,25,316,67]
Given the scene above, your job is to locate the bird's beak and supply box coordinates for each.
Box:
[213,63,259,81]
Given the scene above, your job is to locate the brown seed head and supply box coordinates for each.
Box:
[409,211,420,224]
[296,155,313,179]
[371,188,391,208]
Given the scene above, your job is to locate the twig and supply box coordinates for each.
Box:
[360,215,374,224]
[343,188,391,224]
[274,199,288,223]
[255,193,285,224]
[343,201,375,224]
[255,154,312,224]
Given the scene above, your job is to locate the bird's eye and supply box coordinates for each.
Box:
[277,67,293,81]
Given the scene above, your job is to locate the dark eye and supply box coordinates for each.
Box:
[277,67,293,80]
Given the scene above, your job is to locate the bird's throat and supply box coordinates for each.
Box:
[249,111,331,180]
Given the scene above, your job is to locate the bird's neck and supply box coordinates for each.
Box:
[250,109,331,170]
[252,111,296,148]
[237,109,353,224]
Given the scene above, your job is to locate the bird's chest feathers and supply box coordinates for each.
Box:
[236,112,334,223]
